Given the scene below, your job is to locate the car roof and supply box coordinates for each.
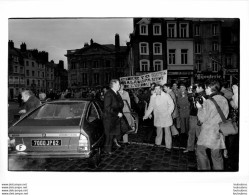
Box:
[46,98,92,103]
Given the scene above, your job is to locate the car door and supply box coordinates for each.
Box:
[83,102,103,147]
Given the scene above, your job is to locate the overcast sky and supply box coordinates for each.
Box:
[9,18,134,69]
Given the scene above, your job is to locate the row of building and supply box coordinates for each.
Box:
[8,41,68,99]
[66,18,239,89]
[8,18,239,99]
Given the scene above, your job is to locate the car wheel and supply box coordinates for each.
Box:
[88,148,101,168]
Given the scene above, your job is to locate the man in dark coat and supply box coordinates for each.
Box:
[102,79,129,154]
[19,90,41,114]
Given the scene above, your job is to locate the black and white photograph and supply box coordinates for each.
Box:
[1,0,249,195]
[7,17,240,172]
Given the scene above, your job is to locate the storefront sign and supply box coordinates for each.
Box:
[196,73,222,80]
[120,70,167,89]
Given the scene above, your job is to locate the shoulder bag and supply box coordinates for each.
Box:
[209,97,238,136]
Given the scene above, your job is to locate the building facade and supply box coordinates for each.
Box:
[65,34,129,89]
[129,18,194,85]
[8,41,67,100]
[129,18,239,86]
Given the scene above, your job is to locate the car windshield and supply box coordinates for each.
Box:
[16,102,86,126]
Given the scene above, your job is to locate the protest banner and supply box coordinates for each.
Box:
[120,70,167,89]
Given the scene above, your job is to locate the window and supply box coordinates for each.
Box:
[153,43,162,55]
[9,77,13,84]
[51,74,53,80]
[154,60,163,71]
[212,61,218,72]
[42,72,44,78]
[20,67,24,74]
[82,73,88,84]
[195,25,200,36]
[105,60,111,68]
[140,24,148,35]
[195,43,201,54]
[153,24,161,35]
[38,71,40,77]
[93,61,99,68]
[82,61,87,69]
[180,23,188,38]
[14,77,19,84]
[168,49,176,64]
[87,103,100,123]
[27,79,30,86]
[168,23,176,38]
[20,77,24,84]
[38,80,40,86]
[105,73,110,83]
[32,62,34,67]
[14,66,18,73]
[140,60,150,71]
[139,42,149,55]
[26,61,29,66]
[226,56,232,66]
[32,71,35,77]
[212,24,218,35]
[181,49,188,64]
[26,70,29,76]
[93,73,99,84]
[212,42,219,51]
[196,61,201,72]
[13,56,19,63]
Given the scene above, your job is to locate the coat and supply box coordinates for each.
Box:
[177,90,190,118]
[103,89,130,136]
[118,90,133,126]
[197,94,229,150]
[24,95,41,113]
[167,90,179,119]
[145,91,174,128]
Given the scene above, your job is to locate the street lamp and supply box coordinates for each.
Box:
[209,52,225,79]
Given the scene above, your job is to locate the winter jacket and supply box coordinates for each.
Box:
[197,94,229,150]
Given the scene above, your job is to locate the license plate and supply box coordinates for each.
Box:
[32,140,61,146]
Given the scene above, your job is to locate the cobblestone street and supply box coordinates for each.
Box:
[8,101,238,171]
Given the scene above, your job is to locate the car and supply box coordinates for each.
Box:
[8,99,139,169]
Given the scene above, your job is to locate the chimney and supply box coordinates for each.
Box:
[115,34,120,51]
[84,42,89,47]
[20,42,27,52]
[8,40,14,48]
[90,39,93,45]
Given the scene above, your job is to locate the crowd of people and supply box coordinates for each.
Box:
[16,78,239,171]
[101,79,238,171]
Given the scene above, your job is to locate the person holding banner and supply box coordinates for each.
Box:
[143,84,175,152]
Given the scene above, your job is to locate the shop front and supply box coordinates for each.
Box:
[167,70,194,86]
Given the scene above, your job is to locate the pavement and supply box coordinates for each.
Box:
[8,101,238,171]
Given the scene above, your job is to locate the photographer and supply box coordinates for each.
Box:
[183,82,206,153]
[196,79,229,170]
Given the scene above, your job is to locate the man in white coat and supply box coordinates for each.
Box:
[143,84,175,152]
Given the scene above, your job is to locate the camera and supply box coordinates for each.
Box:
[195,96,204,105]
[195,95,208,105]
